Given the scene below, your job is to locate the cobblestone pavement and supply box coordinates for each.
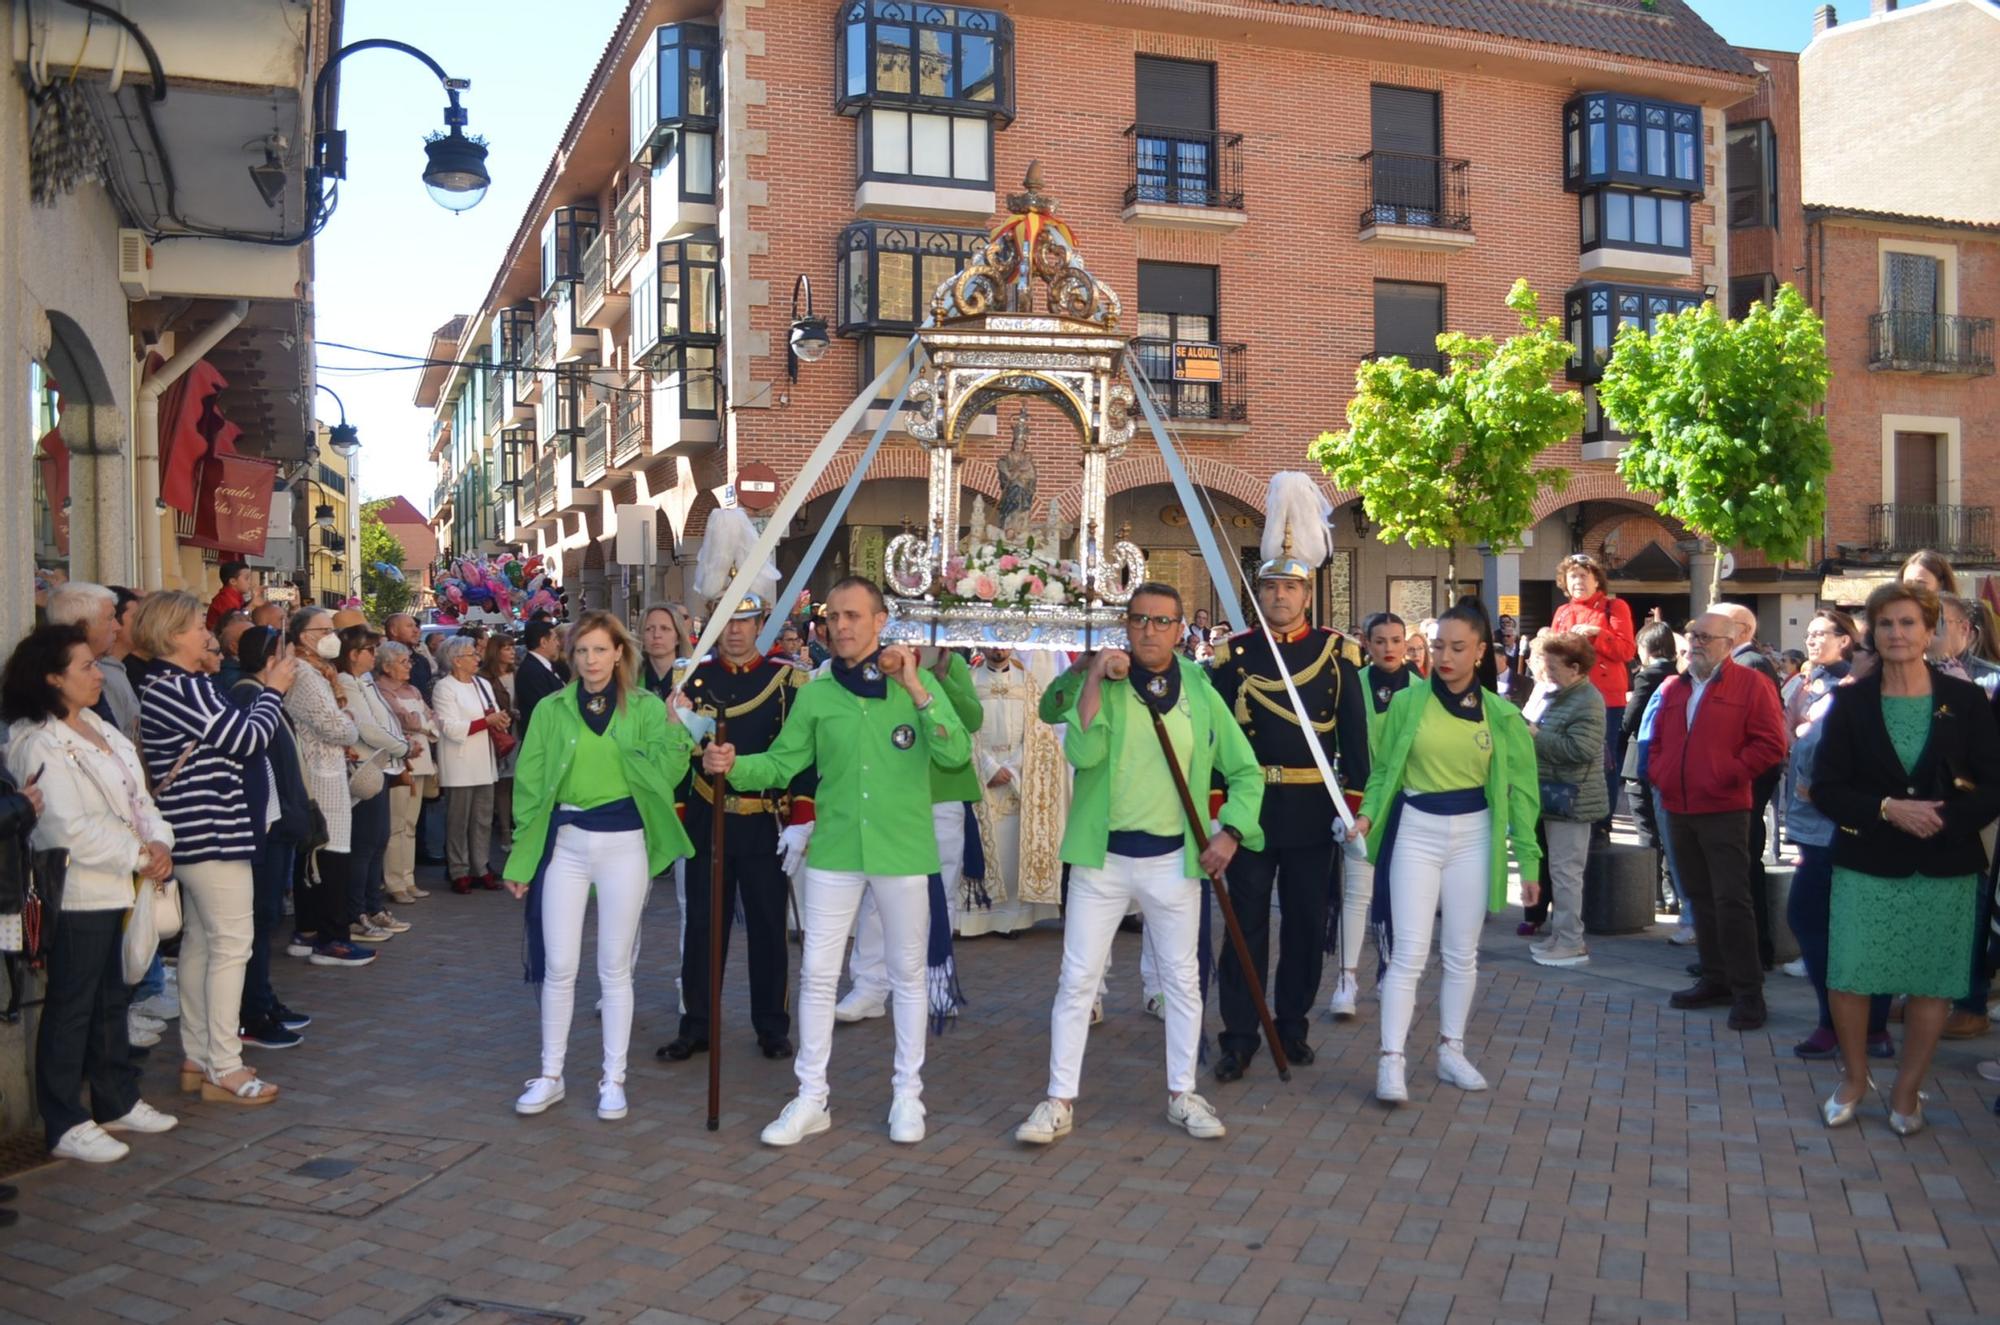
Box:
[4,860,1999,1325]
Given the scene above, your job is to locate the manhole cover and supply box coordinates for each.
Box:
[393,1298,582,1325]
[160,1125,483,1218]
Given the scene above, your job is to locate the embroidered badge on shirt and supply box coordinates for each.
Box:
[891,723,916,749]
[1459,689,1478,710]
[863,663,883,682]
[584,693,610,717]
[1375,685,1392,707]
[1146,675,1169,699]
[1474,729,1493,751]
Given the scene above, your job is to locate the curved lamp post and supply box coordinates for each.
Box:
[310,38,490,217]
[787,274,829,381]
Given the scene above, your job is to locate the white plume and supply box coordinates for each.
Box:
[1263,471,1334,567]
[693,506,779,612]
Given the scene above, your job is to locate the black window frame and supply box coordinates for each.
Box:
[1729,273,1775,321]
[1578,187,1692,258]
[1726,119,1779,230]
[835,221,986,338]
[654,126,718,207]
[1580,384,1625,447]
[1565,282,1705,383]
[837,1,1015,125]
[855,107,995,188]
[631,23,719,165]
[1135,262,1232,421]
[1370,279,1447,373]
[1564,92,1702,196]
[541,204,601,299]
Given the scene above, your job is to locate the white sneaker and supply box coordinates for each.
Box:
[1436,1040,1489,1092]
[52,1120,129,1164]
[128,1009,166,1035]
[1015,1098,1074,1145]
[597,1079,627,1121]
[1168,1091,1226,1139]
[1667,926,1697,946]
[514,1076,565,1116]
[887,1096,926,1144]
[1143,992,1166,1021]
[1531,943,1591,968]
[1781,958,1807,979]
[1376,1053,1409,1104]
[349,921,392,944]
[131,991,179,1021]
[761,1095,832,1147]
[102,1100,178,1134]
[126,1016,161,1048]
[1327,972,1359,1019]
[1090,999,1104,1027]
[370,910,411,934]
[834,990,886,1022]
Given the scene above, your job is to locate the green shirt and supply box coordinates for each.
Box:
[1055,658,1266,877]
[1404,695,1492,793]
[1108,682,1190,836]
[555,723,632,808]
[728,669,971,875]
[926,652,985,804]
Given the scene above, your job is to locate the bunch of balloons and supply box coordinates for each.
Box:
[434,552,559,623]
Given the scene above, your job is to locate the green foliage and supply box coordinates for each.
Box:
[1309,279,1580,591]
[1600,283,1830,600]
[359,500,413,623]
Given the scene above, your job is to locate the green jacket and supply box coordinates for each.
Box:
[503,684,695,883]
[730,669,971,875]
[1040,664,1084,724]
[1531,678,1609,823]
[1056,657,1266,877]
[927,652,985,804]
[1357,682,1542,912]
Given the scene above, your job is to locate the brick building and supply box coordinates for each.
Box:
[421,0,1759,636]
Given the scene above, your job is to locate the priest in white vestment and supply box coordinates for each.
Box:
[961,649,1066,936]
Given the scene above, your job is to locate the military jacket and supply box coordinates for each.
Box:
[1208,624,1370,848]
[678,654,816,848]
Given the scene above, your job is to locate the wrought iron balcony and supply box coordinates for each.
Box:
[1868,503,1994,559]
[1868,312,1994,376]
[613,379,647,466]
[481,369,502,434]
[1122,124,1244,213]
[611,174,649,282]
[534,452,557,516]
[578,231,609,327]
[578,404,610,487]
[1132,338,1248,426]
[1358,151,1472,235]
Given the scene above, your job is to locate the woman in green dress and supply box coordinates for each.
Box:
[1809,579,2000,1135]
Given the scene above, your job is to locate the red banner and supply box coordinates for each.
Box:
[186,453,278,555]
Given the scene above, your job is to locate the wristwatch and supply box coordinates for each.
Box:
[1220,825,1244,845]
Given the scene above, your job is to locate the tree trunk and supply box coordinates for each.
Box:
[1708,549,1723,605]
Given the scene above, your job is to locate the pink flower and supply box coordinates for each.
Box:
[998,554,1021,571]
[946,556,967,580]
[1025,575,1044,594]
[974,575,998,601]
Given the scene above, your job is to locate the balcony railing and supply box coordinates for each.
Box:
[1359,151,1472,233]
[481,371,502,434]
[433,478,451,513]
[1869,312,1995,376]
[1132,338,1248,424]
[612,175,649,279]
[1869,503,1994,559]
[578,231,609,326]
[614,380,647,465]
[579,405,610,486]
[1123,124,1244,211]
[1365,348,1449,375]
[534,452,557,516]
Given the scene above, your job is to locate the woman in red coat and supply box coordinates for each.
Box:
[1550,554,1635,831]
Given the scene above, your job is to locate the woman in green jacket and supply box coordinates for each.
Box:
[503,611,694,1124]
[1349,600,1541,1106]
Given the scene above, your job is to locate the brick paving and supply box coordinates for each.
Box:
[4,860,1999,1324]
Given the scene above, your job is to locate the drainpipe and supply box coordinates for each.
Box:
[134,300,248,590]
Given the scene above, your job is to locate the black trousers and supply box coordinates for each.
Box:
[37,910,140,1147]
[1747,768,1782,968]
[1667,810,1764,1002]
[1217,841,1335,1055]
[678,845,792,1043]
[303,847,350,937]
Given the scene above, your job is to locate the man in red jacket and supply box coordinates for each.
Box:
[1646,611,1788,1029]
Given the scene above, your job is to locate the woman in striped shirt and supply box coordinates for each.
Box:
[131,591,294,1106]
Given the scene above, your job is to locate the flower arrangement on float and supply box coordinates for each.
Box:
[939,534,1084,610]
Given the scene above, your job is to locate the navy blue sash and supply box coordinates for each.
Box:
[522,798,645,985]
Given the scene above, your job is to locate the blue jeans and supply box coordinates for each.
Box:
[132,952,165,1001]
[1787,843,1889,1035]
[1657,805,1692,927]
[350,789,391,920]
[239,835,296,1028]
[1602,706,1625,826]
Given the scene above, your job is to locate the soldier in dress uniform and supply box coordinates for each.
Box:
[657,589,815,1063]
[1206,474,1370,1082]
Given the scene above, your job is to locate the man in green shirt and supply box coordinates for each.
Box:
[703,577,971,1148]
[1014,583,1266,1147]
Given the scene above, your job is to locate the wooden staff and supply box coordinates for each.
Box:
[1145,708,1291,1082]
[706,718,728,1132]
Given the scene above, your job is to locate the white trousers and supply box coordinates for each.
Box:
[1380,806,1491,1055]
[849,802,962,998]
[1338,855,1375,971]
[538,825,651,1084]
[798,868,930,1104]
[177,859,255,1077]
[1049,854,1203,1099]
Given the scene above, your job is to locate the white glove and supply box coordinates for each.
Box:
[777,823,813,877]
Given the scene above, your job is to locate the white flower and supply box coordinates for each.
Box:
[954,575,979,597]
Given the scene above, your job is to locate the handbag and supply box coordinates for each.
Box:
[122,876,182,984]
[1540,779,1581,819]
[349,750,387,801]
[477,679,519,760]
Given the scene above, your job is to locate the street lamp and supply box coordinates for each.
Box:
[317,383,361,457]
[311,38,490,216]
[788,274,829,381]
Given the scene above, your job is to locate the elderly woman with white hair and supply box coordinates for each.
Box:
[375,639,439,906]
[433,634,511,894]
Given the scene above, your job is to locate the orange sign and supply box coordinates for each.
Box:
[1171,342,1222,383]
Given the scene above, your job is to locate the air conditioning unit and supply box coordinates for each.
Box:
[117,230,153,299]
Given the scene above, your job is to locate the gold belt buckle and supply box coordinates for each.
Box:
[1264,765,1283,785]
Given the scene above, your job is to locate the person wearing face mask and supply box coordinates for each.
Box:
[504,612,694,1124]
[281,608,369,966]
[1348,599,1541,1105]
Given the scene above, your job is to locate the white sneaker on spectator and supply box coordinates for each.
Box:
[1436,1040,1489,1091]
[131,990,179,1021]
[833,990,885,1022]
[514,1076,565,1115]
[887,1096,925,1144]
[128,1009,166,1034]
[369,910,411,934]
[51,1121,128,1163]
[1781,958,1807,978]
[102,1100,178,1134]
[1532,943,1590,968]
[597,1079,627,1121]
[126,1013,161,1047]
[1328,972,1359,1019]
[761,1096,832,1147]
[349,921,392,944]
[1015,1098,1074,1145]
[1168,1092,1226,1139]
[1667,926,1697,946]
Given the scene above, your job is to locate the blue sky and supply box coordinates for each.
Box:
[320,0,1930,516]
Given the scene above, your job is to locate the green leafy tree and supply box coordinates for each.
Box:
[1309,279,1580,595]
[359,500,413,623]
[1600,283,1830,602]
